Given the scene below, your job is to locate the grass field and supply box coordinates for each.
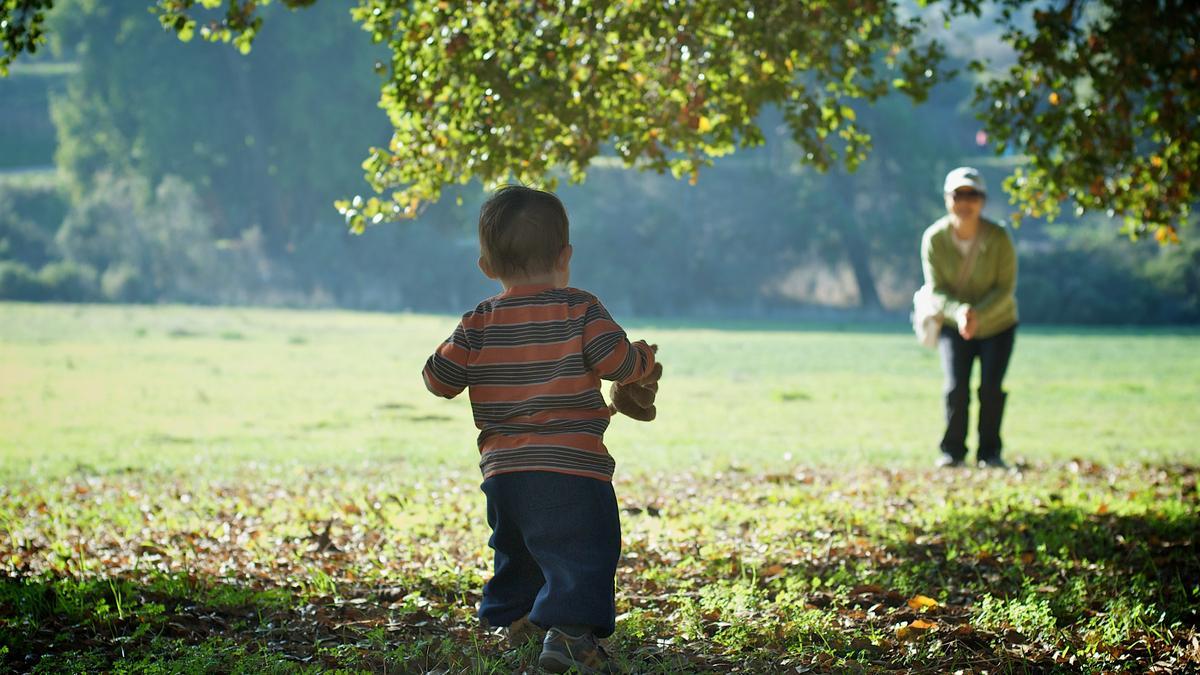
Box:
[2,303,1198,672]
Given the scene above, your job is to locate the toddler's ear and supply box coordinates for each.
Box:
[556,244,573,269]
[478,256,498,279]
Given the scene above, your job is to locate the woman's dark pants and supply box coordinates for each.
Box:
[478,471,621,638]
[938,323,1017,462]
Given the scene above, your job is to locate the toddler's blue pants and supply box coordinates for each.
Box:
[478,470,621,638]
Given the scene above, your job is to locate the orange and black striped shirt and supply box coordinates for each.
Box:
[421,283,656,481]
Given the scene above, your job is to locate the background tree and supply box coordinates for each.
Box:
[2,0,1197,319]
[4,0,1195,241]
[957,0,1200,241]
[44,0,389,259]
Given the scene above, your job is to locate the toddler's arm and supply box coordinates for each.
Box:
[421,320,469,398]
[582,300,656,383]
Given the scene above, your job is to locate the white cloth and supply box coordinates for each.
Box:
[911,285,941,349]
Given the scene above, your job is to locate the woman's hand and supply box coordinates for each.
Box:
[957,306,978,340]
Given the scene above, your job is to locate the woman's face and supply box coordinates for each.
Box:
[945,187,985,222]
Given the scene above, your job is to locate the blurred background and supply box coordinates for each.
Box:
[2,1,1197,324]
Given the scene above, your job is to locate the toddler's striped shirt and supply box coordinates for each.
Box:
[422,283,655,481]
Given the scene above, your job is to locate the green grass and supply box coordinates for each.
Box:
[2,303,1195,481]
[1,302,1197,672]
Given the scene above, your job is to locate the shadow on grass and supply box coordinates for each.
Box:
[878,501,1200,629]
[0,572,491,673]
[4,465,1197,673]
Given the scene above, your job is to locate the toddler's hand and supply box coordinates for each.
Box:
[609,344,662,421]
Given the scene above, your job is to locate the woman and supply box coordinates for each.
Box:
[921,167,1018,468]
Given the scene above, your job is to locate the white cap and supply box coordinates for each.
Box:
[943,166,986,195]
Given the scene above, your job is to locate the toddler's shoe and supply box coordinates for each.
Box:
[505,613,546,647]
[538,627,616,674]
[481,613,546,649]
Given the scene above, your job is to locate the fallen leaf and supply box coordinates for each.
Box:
[907,594,939,610]
[761,563,786,578]
[896,618,937,641]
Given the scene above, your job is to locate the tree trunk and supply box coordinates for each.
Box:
[829,171,882,310]
[839,223,883,310]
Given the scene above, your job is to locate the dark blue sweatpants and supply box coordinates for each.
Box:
[478,471,621,638]
[938,323,1017,461]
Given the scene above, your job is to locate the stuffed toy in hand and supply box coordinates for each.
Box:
[608,345,662,421]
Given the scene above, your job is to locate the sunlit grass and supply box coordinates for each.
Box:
[1,303,1197,672]
[2,303,1196,482]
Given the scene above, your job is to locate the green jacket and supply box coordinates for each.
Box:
[921,216,1018,339]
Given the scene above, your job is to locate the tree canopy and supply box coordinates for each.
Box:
[3,0,1196,241]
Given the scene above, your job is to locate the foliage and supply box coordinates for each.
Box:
[0,260,93,300]
[6,2,1199,317]
[0,260,41,298]
[141,0,1200,243]
[958,0,1200,240]
[338,0,945,232]
[3,166,1199,320]
[4,1,1197,241]
[44,0,388,255]
[53,172,235,302]
[32,259,93,299]
[0,177,65,268]
[0,0,52,75]
[1018,236,1200,324]
[148,0,319,55]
